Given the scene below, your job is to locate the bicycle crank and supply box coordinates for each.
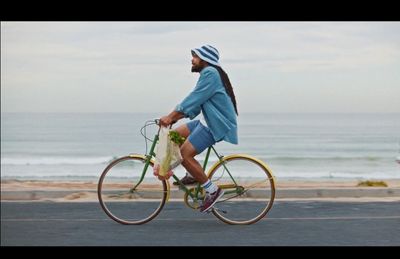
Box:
[183,187,205,210]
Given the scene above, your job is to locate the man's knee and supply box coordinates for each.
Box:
[173,124,191,140]
[180,141,197,162]
[181,149,195,162]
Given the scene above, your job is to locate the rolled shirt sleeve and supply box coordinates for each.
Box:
[175,69,216,119]
[174,66,238,145]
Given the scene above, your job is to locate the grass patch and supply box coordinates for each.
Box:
[357,180,388,187]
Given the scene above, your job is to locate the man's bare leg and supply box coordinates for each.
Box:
[179,140,208,184]
[172,123,208,184]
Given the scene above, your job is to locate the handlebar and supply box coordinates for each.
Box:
[154,118,176,129]
[140,118,177,155]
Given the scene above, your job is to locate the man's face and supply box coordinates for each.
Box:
[191,53,207,72]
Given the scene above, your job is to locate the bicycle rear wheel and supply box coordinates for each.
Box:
[98,155,167,225]
[208,155,275,225]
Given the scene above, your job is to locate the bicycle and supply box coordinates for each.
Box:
[98,119,276,225]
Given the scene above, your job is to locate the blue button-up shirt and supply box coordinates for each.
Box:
[175,66,238,144]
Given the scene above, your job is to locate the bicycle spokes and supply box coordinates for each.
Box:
[208,156,275,225]
[98,156,167,225]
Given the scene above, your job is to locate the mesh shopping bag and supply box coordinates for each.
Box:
[153,127,183,180]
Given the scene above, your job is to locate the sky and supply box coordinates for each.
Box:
[1,22,400,113]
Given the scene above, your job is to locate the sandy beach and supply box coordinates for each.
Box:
[2,178,400,190]
[1,178,400,202]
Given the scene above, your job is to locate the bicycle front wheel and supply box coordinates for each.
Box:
[98,155,167,225]
[208,154,276,225]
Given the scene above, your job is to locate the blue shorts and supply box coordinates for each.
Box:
[186,120,216,154]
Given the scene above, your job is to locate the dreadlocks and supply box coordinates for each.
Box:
[210,64,238,116]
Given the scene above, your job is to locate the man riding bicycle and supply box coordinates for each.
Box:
[159,44,238,213]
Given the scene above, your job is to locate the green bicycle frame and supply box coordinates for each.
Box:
[132,127,239,199]
[130,129,160,191]
[171,145,240,200]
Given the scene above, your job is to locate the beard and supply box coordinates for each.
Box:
[191,65,201,73]
[191,63,205,73]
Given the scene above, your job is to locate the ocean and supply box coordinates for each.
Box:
[1,112,399,181]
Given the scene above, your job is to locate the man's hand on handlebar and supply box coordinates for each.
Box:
[159,111,184,127]
[159,116,174,127]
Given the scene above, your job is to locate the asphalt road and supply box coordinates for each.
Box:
[1,200,400,246]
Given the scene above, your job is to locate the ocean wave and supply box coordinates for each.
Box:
[1,155,397,166]
[262,156,395,162]
[273,170,400,179]
[1,156,116,165]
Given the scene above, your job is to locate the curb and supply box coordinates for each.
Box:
[275,188,400,199]
[2,188,400,200]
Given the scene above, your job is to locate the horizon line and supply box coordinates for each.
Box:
[2,111,400,115]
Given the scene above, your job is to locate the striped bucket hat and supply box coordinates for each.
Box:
[191,44,220,67]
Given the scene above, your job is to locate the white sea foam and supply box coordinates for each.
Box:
[1,156,114,165]
[1,112,399,180]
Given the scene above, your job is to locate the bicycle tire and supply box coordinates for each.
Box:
[98,155,167,225]
[207,154,276,225]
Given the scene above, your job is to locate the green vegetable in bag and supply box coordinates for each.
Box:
[169,131,186,145]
